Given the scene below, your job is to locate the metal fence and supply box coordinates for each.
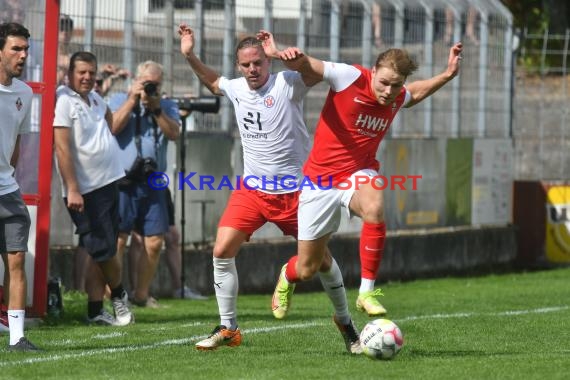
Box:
[11,0,570,184]
[49,0,514,139]
[9,0,570,247]
[514,29,570,181]
[10,1,569,182]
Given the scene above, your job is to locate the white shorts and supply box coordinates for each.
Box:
[298,169,382,240]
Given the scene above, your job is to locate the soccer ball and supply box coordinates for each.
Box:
[360,319,404,360]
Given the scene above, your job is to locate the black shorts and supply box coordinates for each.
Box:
[66,182,119,262]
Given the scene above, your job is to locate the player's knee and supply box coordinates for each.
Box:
[297,263,319,281]
[361,201,384,223]
[145,235,164,256]
[212,244,237,259]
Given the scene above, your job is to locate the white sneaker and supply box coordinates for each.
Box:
[112,290,134,326]
[173,286,208,300]
[87,310,118,326]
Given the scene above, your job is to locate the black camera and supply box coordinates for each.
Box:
[172,96,220,113]
[143,81,159,97]
[142,157,157,177]
[125,156,157,183]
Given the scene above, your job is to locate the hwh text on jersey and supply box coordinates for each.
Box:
[355,113,389,136]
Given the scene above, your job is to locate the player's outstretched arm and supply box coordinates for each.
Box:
[405,42,463,108]
[179,23,222,95]
[257,30,324,87]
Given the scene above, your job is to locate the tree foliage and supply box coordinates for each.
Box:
[501,0,569,74]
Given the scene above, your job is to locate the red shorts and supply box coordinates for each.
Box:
[218,187,299,239]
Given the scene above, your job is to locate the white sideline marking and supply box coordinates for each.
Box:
[93,332,126,339]
[1,307,567,367]
[398,305,569,322]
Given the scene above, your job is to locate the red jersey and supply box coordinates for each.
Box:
[304,64,407,186]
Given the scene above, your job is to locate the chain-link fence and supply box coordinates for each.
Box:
[50,0,513,137]
[8,0,568,183]
[514,28,570,180]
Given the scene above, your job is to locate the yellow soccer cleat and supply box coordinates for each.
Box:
[271,264,296,319]
[356,288,387,316]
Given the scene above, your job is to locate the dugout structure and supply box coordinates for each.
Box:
[0,0,59,317]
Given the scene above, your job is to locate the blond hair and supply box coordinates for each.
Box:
[374,49,418,78]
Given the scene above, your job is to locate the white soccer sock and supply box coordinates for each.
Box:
[213,257,238,330]
[359,278,376,294]
[318,258,350,325]
[8,309,25,345]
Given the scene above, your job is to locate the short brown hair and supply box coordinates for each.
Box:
[0,22,30,50]
[69,51,97,73]
[374,49,418,78]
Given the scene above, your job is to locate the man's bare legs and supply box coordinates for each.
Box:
[134,235,163,304]
[2,252,29,346]
[373,2,383,48]
[277,236,361,354]
[73,246,90,291]
[117,231,163,306]
[465,7,479,46]
[445,6,479,46]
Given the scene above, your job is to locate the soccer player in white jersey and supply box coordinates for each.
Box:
[179,24,362,354]
[0,22,40,352]
[265,33,463,318]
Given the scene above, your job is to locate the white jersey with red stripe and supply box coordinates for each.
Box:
[303,62,411,186]
[219,71,311,193]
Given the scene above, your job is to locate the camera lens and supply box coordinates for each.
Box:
[143,82,158,96]
[173,96,220,113]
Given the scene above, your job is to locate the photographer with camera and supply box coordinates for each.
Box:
[108,60,180,308]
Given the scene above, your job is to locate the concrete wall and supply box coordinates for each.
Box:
[48,136,515,246]
[381,138,447,229]
[47,135,517,298]
[49,225,517,296]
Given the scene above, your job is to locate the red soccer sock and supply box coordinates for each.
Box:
[359,222,386,280]
[284,255,300,283]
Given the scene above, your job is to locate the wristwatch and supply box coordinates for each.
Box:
[152,108,162,117]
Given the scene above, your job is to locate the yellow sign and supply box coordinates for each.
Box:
[545,186,570,262]
[406,211,439,225]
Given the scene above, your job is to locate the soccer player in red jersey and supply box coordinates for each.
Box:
[180,25,362,354]
[264,30,463,317]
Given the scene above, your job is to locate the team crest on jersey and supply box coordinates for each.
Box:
[15,97,23,111]
[391,102,397,114]
[93,98,98,106]
[263,95,275,108]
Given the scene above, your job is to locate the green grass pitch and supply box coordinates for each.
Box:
[1,266,569,379]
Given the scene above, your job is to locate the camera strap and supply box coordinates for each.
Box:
[134,102,143,158]
[133,102,159,158]
[148,112,160,158]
